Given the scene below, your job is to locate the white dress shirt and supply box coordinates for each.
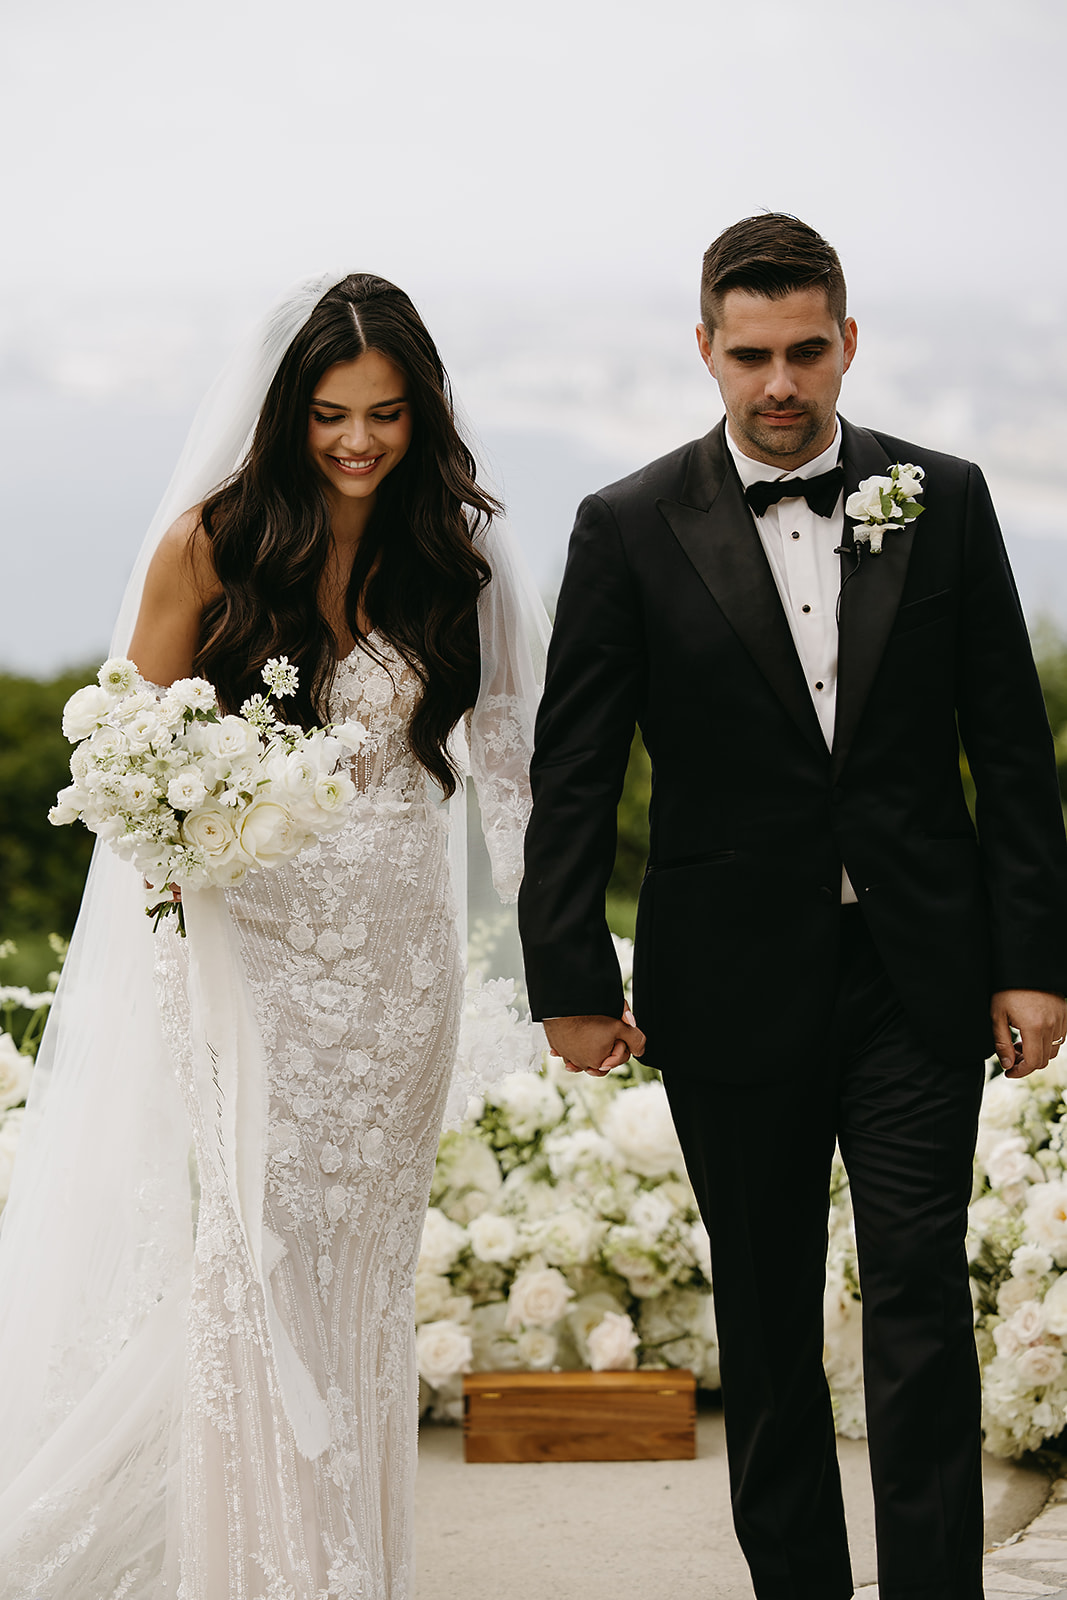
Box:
[725,420,857,904]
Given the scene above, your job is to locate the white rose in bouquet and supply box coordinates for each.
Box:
[419,1207,469,1274]
[467,1211,519,1264]
[415,1319,473,1387]
[986,1135,1041,1193]
[1006,1299,1045,1345]
[587,1310,639,1371]
[601,1081,684,1179]
[1011,1244,1053,1280]
[0,1035,33,1111]
[567,1291,629,1360]
[844,477,893,523]
[505,1266,574,1331]
[998,1277,1042,1319]
[167,767,209,812]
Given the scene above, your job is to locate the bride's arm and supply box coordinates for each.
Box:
[126,507,220,686]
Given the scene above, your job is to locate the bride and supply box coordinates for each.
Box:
[0,273,547,1598]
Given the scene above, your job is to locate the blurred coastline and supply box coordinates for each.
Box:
[3,285,1065,675]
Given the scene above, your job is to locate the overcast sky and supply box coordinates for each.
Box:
[4,0,1065,306]
[2,0,1066,673]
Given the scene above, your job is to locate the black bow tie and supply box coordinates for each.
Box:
[744,464,844,520]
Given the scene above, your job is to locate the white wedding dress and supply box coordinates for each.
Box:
[156,636,460,1599]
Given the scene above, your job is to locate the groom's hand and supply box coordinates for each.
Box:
[544,1011,646,1078]
[992,989,1067,1079]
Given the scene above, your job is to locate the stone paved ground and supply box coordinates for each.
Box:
[415,1411,1053,1600]
[855,1482,1067,1600]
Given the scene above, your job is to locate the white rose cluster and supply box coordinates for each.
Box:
[50,658,360,919]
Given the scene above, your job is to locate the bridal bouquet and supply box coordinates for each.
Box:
[50,656,364,932]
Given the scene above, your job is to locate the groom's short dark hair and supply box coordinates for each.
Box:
[701,214,847,332]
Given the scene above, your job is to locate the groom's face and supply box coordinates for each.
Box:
[697,287,857,468]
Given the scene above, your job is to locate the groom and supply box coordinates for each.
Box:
[518,214,1067,1599]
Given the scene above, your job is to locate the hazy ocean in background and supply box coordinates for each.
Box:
[3,288,1065,676]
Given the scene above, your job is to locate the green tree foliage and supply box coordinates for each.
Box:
[0,668,96,940]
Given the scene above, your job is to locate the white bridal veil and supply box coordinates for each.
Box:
[0,275,550,1593]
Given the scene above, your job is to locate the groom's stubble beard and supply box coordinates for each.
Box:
[733,400,834,463]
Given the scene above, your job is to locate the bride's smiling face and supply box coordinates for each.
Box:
[307,351,413,505]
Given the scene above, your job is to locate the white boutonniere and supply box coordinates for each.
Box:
[845,463,925,554]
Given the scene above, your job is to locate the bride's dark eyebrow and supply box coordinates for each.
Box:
[309,395,408,410]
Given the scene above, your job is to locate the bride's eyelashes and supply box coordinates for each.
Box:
[311,409,405,425]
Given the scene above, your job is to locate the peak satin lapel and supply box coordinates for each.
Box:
[832,420,916,779]
[658,427,827,757]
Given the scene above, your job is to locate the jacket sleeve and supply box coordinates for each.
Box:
[955,463,1067,995]
[518,493,645,1020]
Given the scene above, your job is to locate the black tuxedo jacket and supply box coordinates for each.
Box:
[518,417,1067,1076]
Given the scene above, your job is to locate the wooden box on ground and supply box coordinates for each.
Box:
[462,1369,697,1463]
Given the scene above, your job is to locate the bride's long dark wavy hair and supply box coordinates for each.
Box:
[193,274,495,796]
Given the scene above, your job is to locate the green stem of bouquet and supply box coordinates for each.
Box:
[147,896,187,937]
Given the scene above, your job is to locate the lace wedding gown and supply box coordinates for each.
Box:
[148,634,462,1600]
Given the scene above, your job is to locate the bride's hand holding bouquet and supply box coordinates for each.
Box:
[49,653,366,933]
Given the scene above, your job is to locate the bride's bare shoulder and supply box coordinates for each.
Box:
[149,505,220,603]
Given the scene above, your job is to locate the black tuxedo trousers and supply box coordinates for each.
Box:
[665,907,985,1600]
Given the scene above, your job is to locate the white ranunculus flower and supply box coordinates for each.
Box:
[416,1319,473,1388]
[419,1207,469,1274]
[467,1211,518,1264]
[0,1035,33,1111]
[313,773,356,817]
[587,1311,640,1372]
[505,1267,574,1332]
[165,677,217,715]
[85,724,128,766]
[1024,1181,1067,1264]
[97,657,141,695]
[517,1327,558,1369]
[167,767,209,811]
[1016,1343,1065,1389]
[490,1072,564,1140]
[845,477,893,523]
[1041,1274,1067,1337]
[237,801,300,867]
[601,1081,684,1179]
[182,805,240,863]
[62,684,112,741]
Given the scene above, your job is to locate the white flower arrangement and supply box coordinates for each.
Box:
[51,657,365,933]
[0,935,66,1215]
[845,462,925,554]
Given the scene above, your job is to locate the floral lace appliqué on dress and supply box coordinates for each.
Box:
[157,636,462,1600]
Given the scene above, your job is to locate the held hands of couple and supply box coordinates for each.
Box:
[992,989,1067,1079]
[544,1010,646,1078]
